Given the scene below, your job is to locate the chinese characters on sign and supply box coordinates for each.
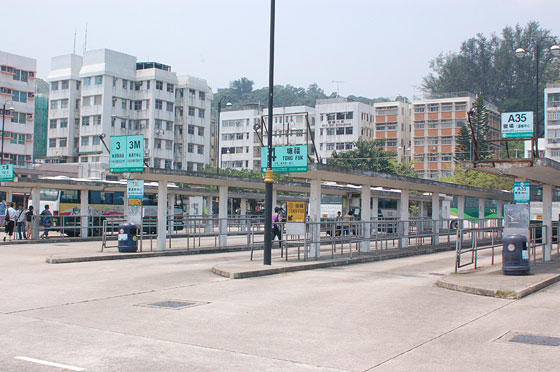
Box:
[110,135,145,173]
[287,201,306,223]
[260,145,308,173]
[501,112,533,138]
[0,164,13,182]
[127,180,144,206]
[514,181,530,204]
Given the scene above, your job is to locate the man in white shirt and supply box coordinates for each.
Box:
[4,203,16,241]
[16,205,26,240]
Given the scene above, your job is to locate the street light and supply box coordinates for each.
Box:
[515,39,560,158]
[1,100,14,165]
[216,96,232,175]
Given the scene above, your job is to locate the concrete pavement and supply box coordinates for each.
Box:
[1,241,560,371]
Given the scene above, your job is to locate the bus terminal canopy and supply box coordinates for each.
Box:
[287,163,513,201]
[462,157,560,188]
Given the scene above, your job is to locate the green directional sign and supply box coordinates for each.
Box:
[501,111,533,138]
[110,135,144,173]
[0,164,13,182]
[514,181,530,203]
[261,145,308,173]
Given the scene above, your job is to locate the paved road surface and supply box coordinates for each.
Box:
[0,244,558,371]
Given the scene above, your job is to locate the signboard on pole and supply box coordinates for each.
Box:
[260,145,308,173]
[287,201,306,223]
[501,111,533,138]
[514,181,530,203]
[110,135,145,173]
[127,180,144,206]
[0,164,13,182]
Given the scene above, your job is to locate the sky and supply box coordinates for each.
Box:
[3,0,560,100]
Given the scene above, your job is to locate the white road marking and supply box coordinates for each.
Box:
[15,356,85,371]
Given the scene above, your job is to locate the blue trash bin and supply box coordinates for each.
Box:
[118,223,138,253]
[502,234,529,275]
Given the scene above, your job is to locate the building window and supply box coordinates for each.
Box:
[326,128,335,136]
[49,119,57,129]
[83,77,91,86]
[155,139,162,149]
[81,136,89,146]
[51,81,59,91]
[198,109,205,118]
[199,91,205,100]
[155,100,162,110]
[156,81,163,90]
[49,139,56,148]
[155,119,162,129]
[187,144,194,153]
[122,79,128,89]
[188,125,195,134]
[61,99,69,108]
[94,95,102,105]
[94,115,101,125]
[61,80,69,89]
[166,102,173,112]
[82,116,90,126]
[188,107,195,116]
[60,120,68,128]
[94,75,102,85]
[166,121,172,131]
[134,100,142,110]
[326,143,335,151]
[50,100,58,110]
[59,138,67,147]
[198,127,204,136]
[82,96,91,107]
[346,127,353,135]
[92,136,100,145]
[167,84,174,93]
[197,145,204,154]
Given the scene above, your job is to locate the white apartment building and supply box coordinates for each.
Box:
[315,98,374,161]
[374,101,411,161]
[219,108,260,170]
[544,84,560,160]
[0,51,36,167]
[411,94,500,179]
[47,49,212,177]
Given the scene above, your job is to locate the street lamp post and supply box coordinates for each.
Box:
[1,100,14,165]
[216,97,232,175]
[263,0,275,266]
[515,40,560,158]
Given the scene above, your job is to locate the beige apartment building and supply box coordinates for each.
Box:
[374,101,411,162]
[411,94,500,179]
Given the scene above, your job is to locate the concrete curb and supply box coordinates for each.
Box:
[435,273,560,299]
[45,246,253,264]
[212,245,453,279]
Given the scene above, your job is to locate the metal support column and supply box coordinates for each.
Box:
[157,181,167,251]
[543,184,553,261]
[309,177,321,258]
[360,184,371,252]
[218,185,228,248]
[432,193,440,246]
[400,189,409,248]
[80,191,89,238]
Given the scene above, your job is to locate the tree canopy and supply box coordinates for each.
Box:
[438,165,513,191]
[422,21,560,137]
[328,139,417,177]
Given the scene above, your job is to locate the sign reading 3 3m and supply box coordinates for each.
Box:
[110,135,145,173]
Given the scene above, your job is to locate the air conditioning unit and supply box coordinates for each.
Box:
[145,149,151,158]
[430,146,437,151]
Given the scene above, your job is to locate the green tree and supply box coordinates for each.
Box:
[230,77,254,95]
[455,124,472,161]
[329,139,417,177]
[439,166,513,191]
[422,21,560,136]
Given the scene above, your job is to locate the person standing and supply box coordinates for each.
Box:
[335,211,343,236]
[16,205,26,240]
[272,207,283,249]
[4,203,16,241]
[343,210,353,236]
[40,205,53,239]
[0,200,6,228]
[25,206,34,239]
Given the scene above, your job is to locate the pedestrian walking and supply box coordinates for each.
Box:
[4,203,16,241]
[40,205,53,239]
[25,206,34,239]
[16,205,26,240]
[0,200,6,228]
[272,207,283,248]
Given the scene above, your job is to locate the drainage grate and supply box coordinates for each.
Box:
[137,300,208,310]
[510,334,560,347]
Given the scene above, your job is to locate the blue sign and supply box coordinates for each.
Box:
[261,145,308,173]
[514,182,530,203]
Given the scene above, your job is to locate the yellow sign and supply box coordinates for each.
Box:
[128,198,143,206]
[287,201,306,223]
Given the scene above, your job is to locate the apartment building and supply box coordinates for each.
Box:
[544,84,560,160]
[219,108,260,170]
[46,49,212,176]
[411,94,500,179]
[315,98,374,161]
[373,101,411,161]
[0,51,36,167]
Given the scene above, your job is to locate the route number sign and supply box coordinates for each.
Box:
[501,111,533,138]
[110,135,145,173]
[514,181,530,204]
[0,164,13,182]
[260,145,308,173]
